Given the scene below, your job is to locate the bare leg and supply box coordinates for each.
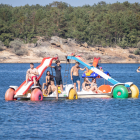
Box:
[33,77,37,86]
[47,85,51,96]
[56,85,58,100]
[77,80,80,92]
[43,89,47,95]
[60,84,63,92]
[25,74,29,85]
[42,83,46,90]
[91,86,98,93]
[74,83,76,91]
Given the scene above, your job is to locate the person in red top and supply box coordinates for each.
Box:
[25,63,39,86]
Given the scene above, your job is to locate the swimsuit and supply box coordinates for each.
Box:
[85,83,91,87]
[73,76,80,83]
[31,76,37,81]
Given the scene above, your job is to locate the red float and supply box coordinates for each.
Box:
[5,88,15,101]
[30,88,43,101]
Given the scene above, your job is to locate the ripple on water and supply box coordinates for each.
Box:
[0,63,140,139]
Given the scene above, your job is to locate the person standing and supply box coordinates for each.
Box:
[50,60,63,99]
[71,62,87,92]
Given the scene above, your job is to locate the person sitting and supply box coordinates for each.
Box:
[90,78,102,93]
[25,63,39,86]
[82,77,91,91]
[42,71,54,95]
[100,67,103,72]
[47,80,57,96]
[137,66,140,72]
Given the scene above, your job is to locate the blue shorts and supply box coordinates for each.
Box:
[73,76,80,83]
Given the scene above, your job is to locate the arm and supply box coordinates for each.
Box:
[46,76,48,84]
[26,69,30,75]
[80,67,87,71]
[71,67,74,80]
[87,79,91,84]
[50,66,55,68]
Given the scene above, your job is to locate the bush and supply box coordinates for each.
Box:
[9,39,28,56]
[0,41,4,51]
[15,49,28,56]
[9,39,23,48]
[137,42,140,49]
[134,49,140,55]
[36,51,46,58]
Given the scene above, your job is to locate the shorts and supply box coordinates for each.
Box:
[73,76,80,83]
[31,76,37,81]
[55,77,63,85]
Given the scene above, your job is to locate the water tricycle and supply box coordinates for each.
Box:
[5,57,78,101]
[66,55,139,99]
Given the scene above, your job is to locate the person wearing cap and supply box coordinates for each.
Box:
[50,60,63,99]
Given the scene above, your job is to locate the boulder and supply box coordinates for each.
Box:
[28,43,36,48]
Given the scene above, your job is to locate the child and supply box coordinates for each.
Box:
[42,71,54,95]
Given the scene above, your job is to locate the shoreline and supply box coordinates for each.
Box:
[0,61,139,64]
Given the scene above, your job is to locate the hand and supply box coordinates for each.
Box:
[71,77,73,80]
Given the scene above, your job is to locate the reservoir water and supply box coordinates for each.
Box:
[0,63,140,139]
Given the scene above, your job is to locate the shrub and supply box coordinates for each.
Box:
[0,41,4,51]
[15,49,28,56]
[134,49,140,55]
[9,39,23,48]
[36,51,46,58]
[137,42,140,49]
[9,39,28,56]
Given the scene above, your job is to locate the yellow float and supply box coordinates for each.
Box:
[130,84,139,98]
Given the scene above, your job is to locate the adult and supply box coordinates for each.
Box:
[82,77,91,91]
[25,63,39,86]
[50,60,63,99]
[71,62,87,92]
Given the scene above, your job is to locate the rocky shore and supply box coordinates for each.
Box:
[0,36,140,63]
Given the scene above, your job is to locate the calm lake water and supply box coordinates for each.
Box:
[0,63,140,139]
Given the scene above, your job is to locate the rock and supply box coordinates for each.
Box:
[67,38,76,45]
[50,36,61,47]
[83,42,88,48]
[28,43,36,48]
[129,55,136,59]
[51,36,60,42]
